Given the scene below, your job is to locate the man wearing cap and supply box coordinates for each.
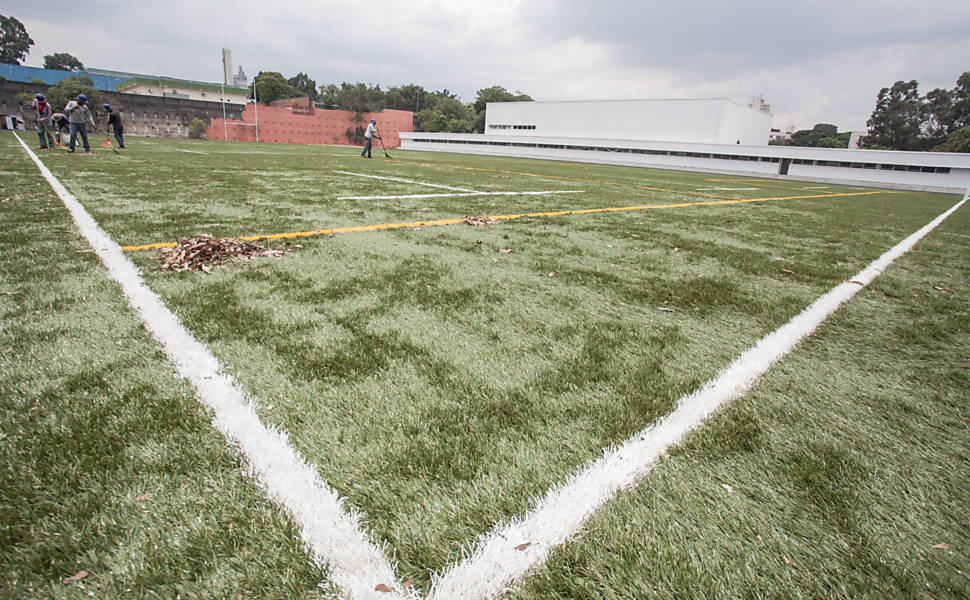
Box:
[104,104,125,148]
[30,94,55,149]
[360,119,380,158]
[51,113,70,142]
[64,93,96,153]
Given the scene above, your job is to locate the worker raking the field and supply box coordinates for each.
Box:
[64,94,97,153]
[360,118,380,158]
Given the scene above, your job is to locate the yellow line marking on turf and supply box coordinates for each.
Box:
[121,190,884,252]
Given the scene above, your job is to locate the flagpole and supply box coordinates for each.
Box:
[253,78,259,144]
[221,82,227,141]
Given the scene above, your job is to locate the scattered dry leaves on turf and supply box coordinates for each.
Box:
[462,215,501,227]
[158,235,285,272]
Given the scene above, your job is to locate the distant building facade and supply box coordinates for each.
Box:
[233,67,248,88]
[748,95,772,114]
[769,127,794,143]
[115,76,249,105]
[485,98,773,145]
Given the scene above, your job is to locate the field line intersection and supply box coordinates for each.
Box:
[7,133,969,599]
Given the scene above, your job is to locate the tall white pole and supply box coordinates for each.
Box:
[253,78,259,144]
[221,82,228,141]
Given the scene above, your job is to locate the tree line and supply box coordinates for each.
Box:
[774,71,969,152]
[864,72,969,152]
[251,71,532,137]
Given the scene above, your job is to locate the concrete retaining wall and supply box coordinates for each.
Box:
[400,132,970,193]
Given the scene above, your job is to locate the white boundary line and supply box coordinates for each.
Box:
[427,189,969,599]
[334,170,478,192]
[337,190,583,201]
[14,134,409,600]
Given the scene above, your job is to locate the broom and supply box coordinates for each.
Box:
[374,126,391,158]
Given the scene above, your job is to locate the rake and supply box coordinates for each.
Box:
[375,126,391,158]
[101,136,120,154]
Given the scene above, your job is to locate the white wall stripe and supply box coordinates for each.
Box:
[427,189,969,600]
[336,190,583,201]
[14,134,408,600]
[334,170,479,192]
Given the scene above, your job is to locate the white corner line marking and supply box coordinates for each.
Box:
[427,189,969,600]
[14,133,408,600]
[336,190,583,201]
[334,169,479,193]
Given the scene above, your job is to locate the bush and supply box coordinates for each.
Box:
[188,118,207,139]
[45,75,99,111]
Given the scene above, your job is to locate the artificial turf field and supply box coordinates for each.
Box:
[1,131,968,599]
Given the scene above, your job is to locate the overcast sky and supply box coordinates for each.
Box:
[10,1,970,131]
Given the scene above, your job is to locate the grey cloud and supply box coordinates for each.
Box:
[517,0,970,76]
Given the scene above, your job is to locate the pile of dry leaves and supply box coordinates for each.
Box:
[463,215,501,227]
[158,234,284,272]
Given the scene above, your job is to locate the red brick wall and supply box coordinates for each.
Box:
[205,105,413,148]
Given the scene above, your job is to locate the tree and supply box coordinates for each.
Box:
[318,83,339,108]
[44,52,84,71]
[921,87,953,147]
[415,108,448,132]
[786,124,851,148]
[43,75,99,112]
[816,132,851,148]
[865,80,924,150]
[0,14,34,65]
[335,82,385,143]
[287,72,317,101]
[385,84,435,113]
[789,128,827,147]
[188,118,207,139]
[436,96,472,121]
[933,125,970,153]
[252,71,301,104]
[952,71,970,131]
[813,123,838,137]
[472,86,533,132]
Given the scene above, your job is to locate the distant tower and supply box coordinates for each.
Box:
[221,48,233,86]
[233,66,248,88]
[749,94,772,114]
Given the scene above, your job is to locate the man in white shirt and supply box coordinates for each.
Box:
[360,119,380,158]
[64,93,96,153]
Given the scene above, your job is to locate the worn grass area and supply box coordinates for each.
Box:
[2,132,968,598]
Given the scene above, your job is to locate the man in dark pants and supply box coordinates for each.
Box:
[52,113,70,141]
[104,104,125,148]
[360,119,380,158]
[30,94,55,149]
[64,93,96,153]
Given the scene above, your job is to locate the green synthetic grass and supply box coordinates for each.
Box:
[0,135,332,599]
[2,132,967,598]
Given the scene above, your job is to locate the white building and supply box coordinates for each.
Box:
[115,76,249,105]
[485,98,773,146]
